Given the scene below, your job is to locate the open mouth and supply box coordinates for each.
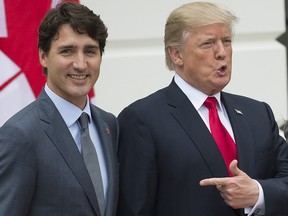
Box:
[218,65,227,72]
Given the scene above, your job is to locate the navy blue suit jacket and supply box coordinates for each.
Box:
[117,79,288,216]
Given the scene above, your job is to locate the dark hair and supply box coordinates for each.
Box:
[38,2,108,75]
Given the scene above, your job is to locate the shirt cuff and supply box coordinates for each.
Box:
[244,180,265,215]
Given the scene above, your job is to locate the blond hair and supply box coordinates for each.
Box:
[164,2,238,70]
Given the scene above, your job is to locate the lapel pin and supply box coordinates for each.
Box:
[234,109,243,115]
[105,128,110,135]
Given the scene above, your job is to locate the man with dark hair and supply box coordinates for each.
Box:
[0,2,118,216]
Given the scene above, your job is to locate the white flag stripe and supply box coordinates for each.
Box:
[0,0,7,37]
[51,0,62,8]
[0,50,20,86]
[0,73,35,125]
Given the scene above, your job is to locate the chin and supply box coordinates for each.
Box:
[218,77,230,86]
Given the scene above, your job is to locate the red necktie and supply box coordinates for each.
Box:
[204,97,237,176]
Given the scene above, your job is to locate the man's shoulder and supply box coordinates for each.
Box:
[90,103,115,118]
[222,91,264,104]
[128,86,169,109]
[3,100,38,126]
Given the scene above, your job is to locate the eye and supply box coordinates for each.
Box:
[85,49,97,56]
[223,38,232,46]
[200,40,214,49]
[84,46,100,57]
[59,49,74,56]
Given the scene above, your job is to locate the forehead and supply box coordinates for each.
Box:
[188,23,231,39]
[52,24,99,47]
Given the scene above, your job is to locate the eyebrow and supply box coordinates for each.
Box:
[84,45,100,49]
[58,45,75,50]
[57,44,99,50]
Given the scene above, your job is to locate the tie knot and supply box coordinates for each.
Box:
[204,97,217,110]
[78,112,89,130]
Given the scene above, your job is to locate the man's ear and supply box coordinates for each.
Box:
[167,46,183,66]
[39,49,47,67]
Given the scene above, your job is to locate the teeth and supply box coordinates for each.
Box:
[70,75,86,80]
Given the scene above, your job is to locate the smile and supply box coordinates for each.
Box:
[69,75,87,80]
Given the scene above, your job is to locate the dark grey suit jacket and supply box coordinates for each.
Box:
[117,79,288,216]
[0,90,119,216]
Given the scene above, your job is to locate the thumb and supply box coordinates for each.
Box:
[229,160,244,176]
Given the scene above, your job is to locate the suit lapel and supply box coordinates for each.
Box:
[166,81,228,177]
[221,93,255,177]
[37,90,101,215]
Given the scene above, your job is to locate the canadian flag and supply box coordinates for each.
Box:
[0,0,95,126]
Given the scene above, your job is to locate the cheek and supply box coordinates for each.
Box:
[50,59,73,74]
[47,59,69,78]
[90,59,101,73]
[44,54,65,69]
[93,67,100,77]
[186,51,211,68]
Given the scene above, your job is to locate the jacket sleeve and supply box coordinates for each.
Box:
[117,106,158,216]
[257,102,288,215]
[0,123,36,215]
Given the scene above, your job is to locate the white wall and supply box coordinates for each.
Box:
[82,0,287,125]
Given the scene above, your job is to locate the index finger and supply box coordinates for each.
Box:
[199,177,228,186]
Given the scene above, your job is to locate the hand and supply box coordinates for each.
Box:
[199,160,259,209]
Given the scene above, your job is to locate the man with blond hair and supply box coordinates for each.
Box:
[117,2,288,216]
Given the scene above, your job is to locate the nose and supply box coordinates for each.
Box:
[214,41,227,60]
[73,53,87,71]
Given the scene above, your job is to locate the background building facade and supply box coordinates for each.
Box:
[87,0,287,127]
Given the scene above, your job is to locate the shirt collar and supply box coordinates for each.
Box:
[44,84,92,127]
[174,73,224,111]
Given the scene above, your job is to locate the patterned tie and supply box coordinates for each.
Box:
[204,97,237,176]
[78,112,105,215]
